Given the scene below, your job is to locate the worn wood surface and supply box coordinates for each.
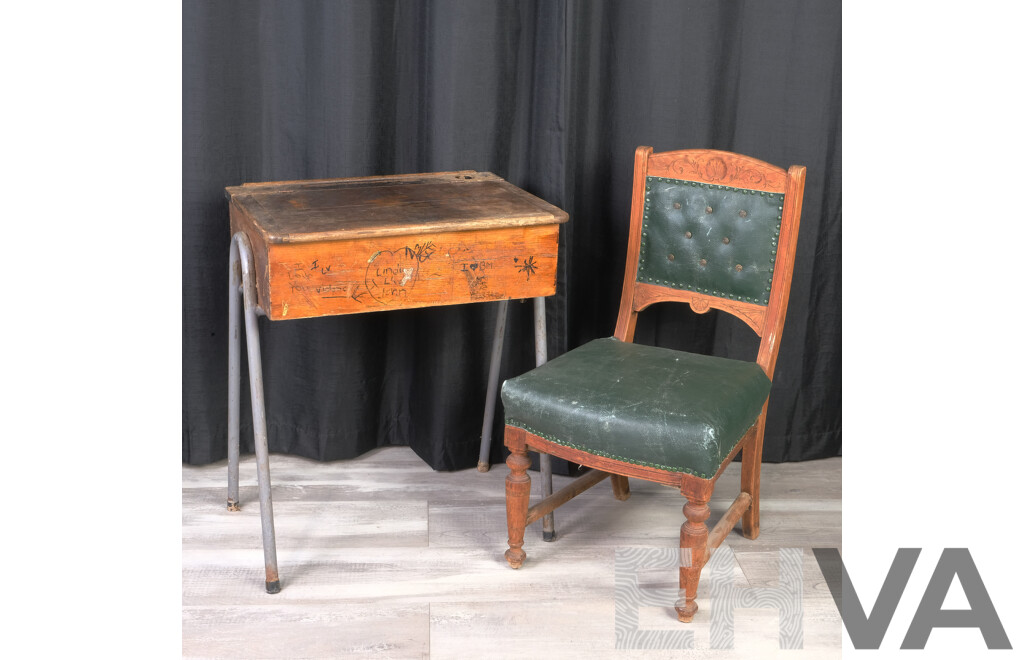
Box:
[741,407,769,539]
[677,498,711,622]
[524,467,609,526]
[263,225,558,319]
[610,474,631,501]
[183,447,841,658]
[227,172,568,243]
[708,492,753,552]
[226,171,568,321]
[508,424,753,503]
[645,149,789,193]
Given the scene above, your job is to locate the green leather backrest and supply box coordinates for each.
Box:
[637,176,783,306]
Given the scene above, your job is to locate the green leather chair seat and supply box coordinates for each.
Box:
[501,337,772,479]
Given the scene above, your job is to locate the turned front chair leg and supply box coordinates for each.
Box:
[505,448,531,568]
[741,413,767,539]
[227,240,241,512]
[676,498,710,622]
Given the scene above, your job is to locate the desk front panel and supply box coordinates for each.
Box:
[261,224,559,320]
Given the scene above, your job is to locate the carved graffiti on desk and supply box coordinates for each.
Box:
[320,283,367,303]
[516,255,538,280]
[310,259,332,275]
[269,224,558,319]
[284,262,316,307]
[365,248,420,304]
[460,259,495,300]
[403,241,436,263]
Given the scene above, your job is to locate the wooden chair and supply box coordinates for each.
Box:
[500,147,805,622]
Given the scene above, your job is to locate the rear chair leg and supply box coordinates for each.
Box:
[611,475,631,501]
[539,453,555,541]
[505,447,531,568]
[741,412,767,539]
[675,498,710,622]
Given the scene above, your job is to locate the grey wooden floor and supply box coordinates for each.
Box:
[183,448,841,659]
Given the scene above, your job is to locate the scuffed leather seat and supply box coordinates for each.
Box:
[502,337,771,479]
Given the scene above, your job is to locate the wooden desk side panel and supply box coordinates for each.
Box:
[229,202,273,312]
[265,225,560,320]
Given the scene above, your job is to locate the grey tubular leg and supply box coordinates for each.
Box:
[228,240,241,512]
[534,297,555,542]
[233,232,281,594]
[477,299,510,472]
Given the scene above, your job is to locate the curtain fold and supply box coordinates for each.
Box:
[183,0,841,471]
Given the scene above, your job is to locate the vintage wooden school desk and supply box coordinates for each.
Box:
[225,171,568,592]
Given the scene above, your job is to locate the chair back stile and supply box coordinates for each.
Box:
[613,146,805,380]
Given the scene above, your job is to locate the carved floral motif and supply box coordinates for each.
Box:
[664,151,786,190]
[704,157,728,182]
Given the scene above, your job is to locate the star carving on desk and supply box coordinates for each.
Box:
[516,255,537,280]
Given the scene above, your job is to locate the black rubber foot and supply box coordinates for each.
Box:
[543,530,555,542]
[265,580,281,594]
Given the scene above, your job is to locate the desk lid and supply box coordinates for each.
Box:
[226,171,568,244]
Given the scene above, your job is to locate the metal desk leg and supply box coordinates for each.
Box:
[477,299,510,472]
[229,232,281,594]
[533,297,555,542]
[228,241,241,512]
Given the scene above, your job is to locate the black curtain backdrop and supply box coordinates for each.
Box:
[183,0,841,473]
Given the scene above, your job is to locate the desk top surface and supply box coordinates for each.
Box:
[226,171,568,244]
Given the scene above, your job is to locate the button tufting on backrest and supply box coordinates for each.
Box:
[636,176,783,305]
